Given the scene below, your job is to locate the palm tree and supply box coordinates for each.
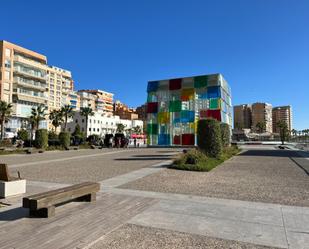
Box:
[255,121,266,133]
[49,110,63,132]
[80,107,94,135]
[0,101,13,140]
[116,123,126,133]
[61,105,74,131]
[29,104,47,130]
[277,120,289,145]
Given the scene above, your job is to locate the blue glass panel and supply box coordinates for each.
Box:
[147,81,159,92]
[180,111,195,123]
[158,134,170,145]
[207,86,221,98]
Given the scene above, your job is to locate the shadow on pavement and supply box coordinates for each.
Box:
[240,149,302,157]
[115,157,172,161]
[132,154,173,158]
[0,207,28,221]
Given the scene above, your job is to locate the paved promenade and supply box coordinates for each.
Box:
[0,146,308,249]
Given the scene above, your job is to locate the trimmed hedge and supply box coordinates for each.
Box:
[17,129,29,141]
[197,118,222,158]
[35,129,48,149]
[220,123,231,147]
[59,132,71,149]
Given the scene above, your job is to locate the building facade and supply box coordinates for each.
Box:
[113,100,138,120]
[66,111,143,137]
[251,102,273,133]
[78,89,113,113]
[146,74,232,146]
[233,104,252,130]
[0,40,49,131]
[272,105,292,133]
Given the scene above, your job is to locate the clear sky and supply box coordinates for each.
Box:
[1,0,308,130]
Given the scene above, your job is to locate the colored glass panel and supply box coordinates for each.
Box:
[207,86,221,98]
[158,112,170,123]
[180,110,195,122]
[169,78,182,90]
[173,135,181,145]
[209,98,220,110]
[158,134,170,145]
[147,102,158,113]
[169,100,182,112]
[147,123,158,135]
[194,75,208,88]
[181,88,195,101]
[147,81,159,92]
[182,134,195,145]
[206,110,221,121]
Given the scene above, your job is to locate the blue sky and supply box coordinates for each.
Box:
[1,0,308,130]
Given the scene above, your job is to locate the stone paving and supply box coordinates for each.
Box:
[0,146,308,249]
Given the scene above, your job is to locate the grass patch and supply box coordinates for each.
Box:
[0,149,27,156]
[170,146,241,172]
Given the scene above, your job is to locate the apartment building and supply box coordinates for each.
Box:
[146,74,232,146]
[67,90,80,111]
[0,40,49,131]
[113,100,138,120]
[78,89,113,113]
[47,66,74,111]
[251,102,273,133]
[233,104,252,130]
[272,105,292,133]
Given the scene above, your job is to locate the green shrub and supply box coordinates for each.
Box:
[35,129,48,149]
[220,123,231,147]
[72,124,85,145]
[48,130,58,140]
[59,132,71,148]
[197,118,222,158]
[17,129,29,141]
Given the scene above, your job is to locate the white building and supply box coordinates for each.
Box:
[66,111,143,137]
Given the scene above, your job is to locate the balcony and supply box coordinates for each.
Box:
[13,88,48,104]
[14,55,47,71]
[14,65,47,81]
[13,77,47,91]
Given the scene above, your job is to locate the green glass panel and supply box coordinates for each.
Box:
[147,123,158,135]
[169,100,181,112]
[194,75,208,88]
[209,98,220,109]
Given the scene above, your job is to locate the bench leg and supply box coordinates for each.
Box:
[76,192,96,202]
[29,206,55,218]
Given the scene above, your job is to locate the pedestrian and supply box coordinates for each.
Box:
[134,138,137,148]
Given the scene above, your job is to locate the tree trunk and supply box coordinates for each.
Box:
[1,120,4,140]
[85,116,88,137]
[64,115,67,131]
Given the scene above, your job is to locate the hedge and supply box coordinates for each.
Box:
[59,132,71,149]
[35,129,48,149]
[197,118,222,158]
[220,123,231,147]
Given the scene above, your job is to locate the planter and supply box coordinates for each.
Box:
[0,179,26,198]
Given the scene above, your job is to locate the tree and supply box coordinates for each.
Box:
[277,120,289,145]
[80,107,94,136]
[116,123,126,133]
[17,129,29,141]
[61,105,74,131]
[132,125,142,135]
[49,109,63,132]
[220,123,231,147]
[197,118,222,158]
[256,121,266,133]
[29,105,47,143]
[291,129,297,138]
[0,101,13,140]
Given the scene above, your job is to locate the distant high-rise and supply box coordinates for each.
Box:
[233,104,252,129]
[251,102,273,133]
[272,106,292,133]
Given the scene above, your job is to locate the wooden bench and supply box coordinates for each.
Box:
[22,182,100,218]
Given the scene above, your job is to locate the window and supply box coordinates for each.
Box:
[4,60,11,68]
[4,71,10,80]
[94,120,96,124]
[82,128,84,131]
[5,48,11,57]
[89,128,91,131]
[93,128,95,131]
[75,119,78,123]
[106,122,108,125]
[82,119,84,123]
[97,128,99,132]
[89,119,91,123]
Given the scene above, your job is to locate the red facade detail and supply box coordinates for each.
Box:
[147,102,158,113]
[182,134,195,145]
[169,78,182,90]
[206,110,221,121]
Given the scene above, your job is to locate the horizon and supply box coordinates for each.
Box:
[1,0,308,130]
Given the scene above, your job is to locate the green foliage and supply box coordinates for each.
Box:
[255,121,266,133]
[35,129,48,149]
[277,120,289,145]
[220,123,231,147]
[0,100,13,140]
[61,105,74,131]
[17,129,29,141]
[87,134,100,145]
[116,123,126,133]
[197,118,222,158]
[48,130,58,140]
[59,132,71,148]
[30,104,47,130]
[49,109,63,131]
[171,146,240,172]
[132,125,142,134]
